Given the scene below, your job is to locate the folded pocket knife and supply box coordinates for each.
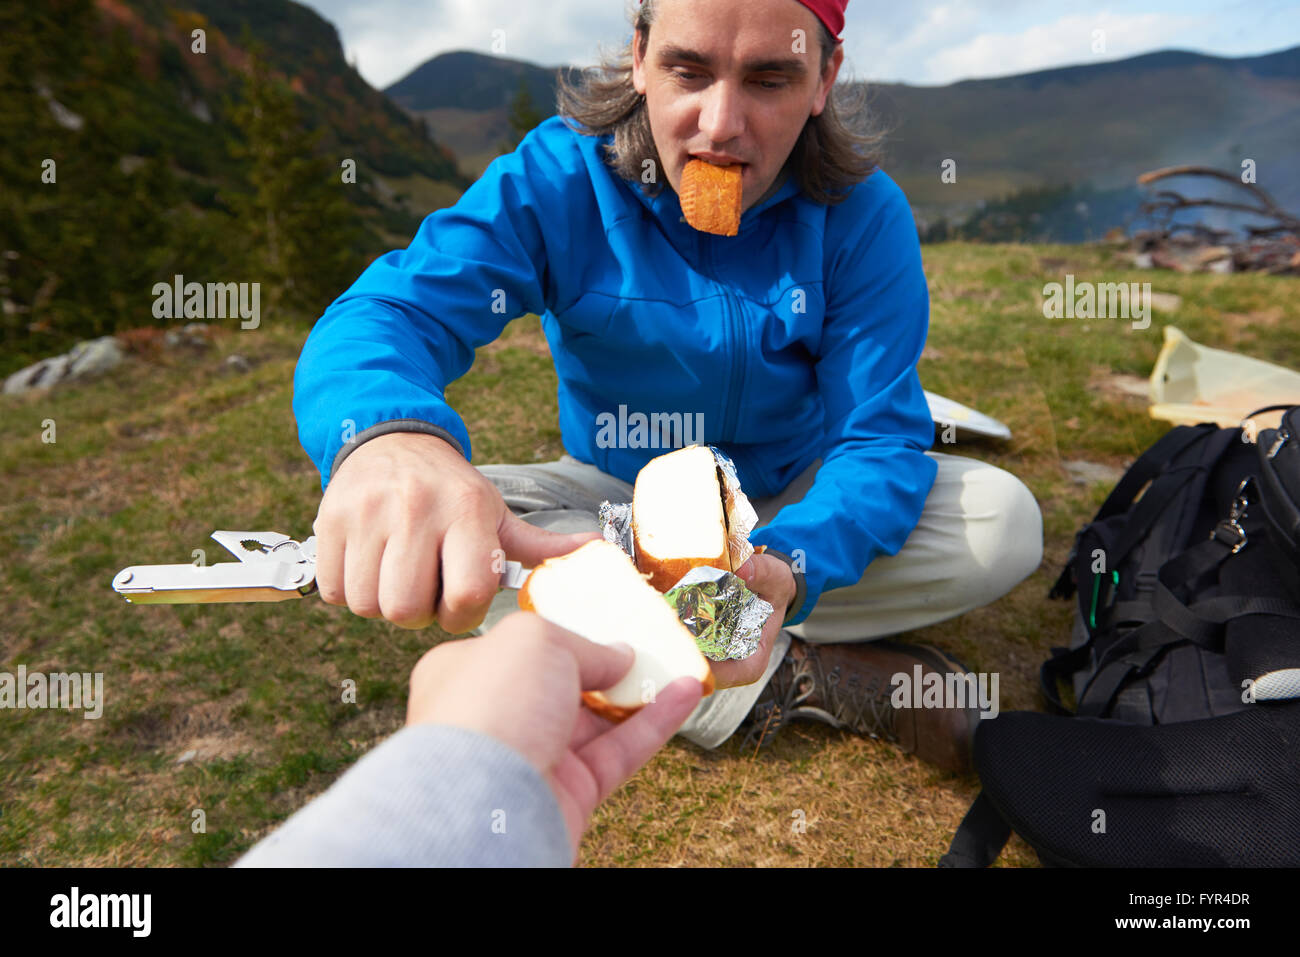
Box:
[111,530,529,604]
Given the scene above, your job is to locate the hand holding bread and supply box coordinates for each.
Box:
[406,610,702,860]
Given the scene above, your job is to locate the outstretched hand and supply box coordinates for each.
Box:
[406,611,703,861]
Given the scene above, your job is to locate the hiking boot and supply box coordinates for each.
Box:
[740,637,981,774]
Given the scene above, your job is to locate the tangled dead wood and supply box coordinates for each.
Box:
[1131,165,1299,275]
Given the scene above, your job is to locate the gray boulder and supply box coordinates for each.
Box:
[4,354,70,394]
[3,336,125,395]
[66,336,125,378]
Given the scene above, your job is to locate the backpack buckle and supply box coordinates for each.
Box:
[1211,519,1248,554]
[1228,477,1253,521]
[1209,478,1253,554]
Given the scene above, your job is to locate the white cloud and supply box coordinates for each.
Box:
[921,11,1210,83]
[314,0,630,89]
[299,0,1300,90]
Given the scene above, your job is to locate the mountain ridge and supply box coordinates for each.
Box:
[385,44,1300,238]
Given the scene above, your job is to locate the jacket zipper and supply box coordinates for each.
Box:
[704,240,744,439]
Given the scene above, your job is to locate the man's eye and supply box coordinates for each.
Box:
[672,69,704,82]
[754,78,787,90]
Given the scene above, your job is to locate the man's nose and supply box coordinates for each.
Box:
[697,80,745,145]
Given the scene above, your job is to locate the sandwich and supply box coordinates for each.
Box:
[631,444,754,592]
[518,539,715,721]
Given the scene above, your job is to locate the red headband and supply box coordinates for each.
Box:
[640,0,847,43]
[797,0,848,40]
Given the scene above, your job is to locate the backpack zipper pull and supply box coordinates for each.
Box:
[1267,426,1290,460]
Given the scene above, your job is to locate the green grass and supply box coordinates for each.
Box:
[1,242,1296,866]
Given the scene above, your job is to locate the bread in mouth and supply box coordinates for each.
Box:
[679,159,742,236]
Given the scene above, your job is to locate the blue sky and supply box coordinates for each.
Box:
[299,0,1300,90]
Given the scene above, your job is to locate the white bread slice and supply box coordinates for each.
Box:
[517,539,714,721]
[632,445,730,592]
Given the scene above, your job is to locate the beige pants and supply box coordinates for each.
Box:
[474,452,1043,748]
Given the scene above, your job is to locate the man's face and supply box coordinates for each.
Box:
[631,0,843,214]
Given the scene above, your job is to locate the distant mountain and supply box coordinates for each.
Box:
[386,49,560,113]
[870,46,1300,234]
[386,51,561,178]
[387,45,1300,239]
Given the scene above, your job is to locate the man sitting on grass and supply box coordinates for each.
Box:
[293,0,1042,773]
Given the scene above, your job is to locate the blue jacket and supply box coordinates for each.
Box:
[293,116,937,625]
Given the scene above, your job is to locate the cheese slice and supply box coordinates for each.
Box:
[518,539,714,721]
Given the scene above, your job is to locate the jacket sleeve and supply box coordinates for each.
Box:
[749,172,936,625]
[233,724,573,867]
[292,120,577,490]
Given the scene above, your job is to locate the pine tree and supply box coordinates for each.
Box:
[226,50,362,314]
[504,77,545,151]
[0,0,198,363]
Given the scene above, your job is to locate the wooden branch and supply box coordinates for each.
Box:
[1136,164,1299,228]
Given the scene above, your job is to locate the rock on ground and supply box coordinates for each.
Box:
[1064,460,1125,486]
[3,336,124,395]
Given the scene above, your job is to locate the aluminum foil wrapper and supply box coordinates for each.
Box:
[709,446,758,569]
[598,500,636,561]
[663,566,773,661]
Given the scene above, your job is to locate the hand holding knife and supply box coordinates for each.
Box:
[111,530,529,604]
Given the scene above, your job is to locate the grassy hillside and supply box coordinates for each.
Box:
[0,0,469,376]
[3,242,1296,866]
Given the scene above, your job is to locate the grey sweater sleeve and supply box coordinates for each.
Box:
[234,724,573,867]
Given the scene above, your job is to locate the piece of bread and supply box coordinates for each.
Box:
[632,445,733,592]
[680,159,742,236]
[518,539,714,721]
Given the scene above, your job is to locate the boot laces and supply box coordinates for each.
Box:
[743,645,899,750]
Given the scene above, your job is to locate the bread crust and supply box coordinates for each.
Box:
[631,544,731,594]
[581,669,716,723]
[580,691,641,723]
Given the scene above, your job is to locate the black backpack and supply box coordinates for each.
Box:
[941,409,1300,867]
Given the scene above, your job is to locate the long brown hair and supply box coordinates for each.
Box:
[555,0,883,205]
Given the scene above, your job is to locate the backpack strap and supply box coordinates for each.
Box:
[1152,527,1300,646]
[938,791,1012,868]
[1156,587,1300,645]
[1096,424,1219,521]
[1079,530,1263,710]
[1040,644,1089,715]
[1050,425,1218,600]
[1041,428,1239,712]
[1109,428,1241,572]
[1077,624,1172,719]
